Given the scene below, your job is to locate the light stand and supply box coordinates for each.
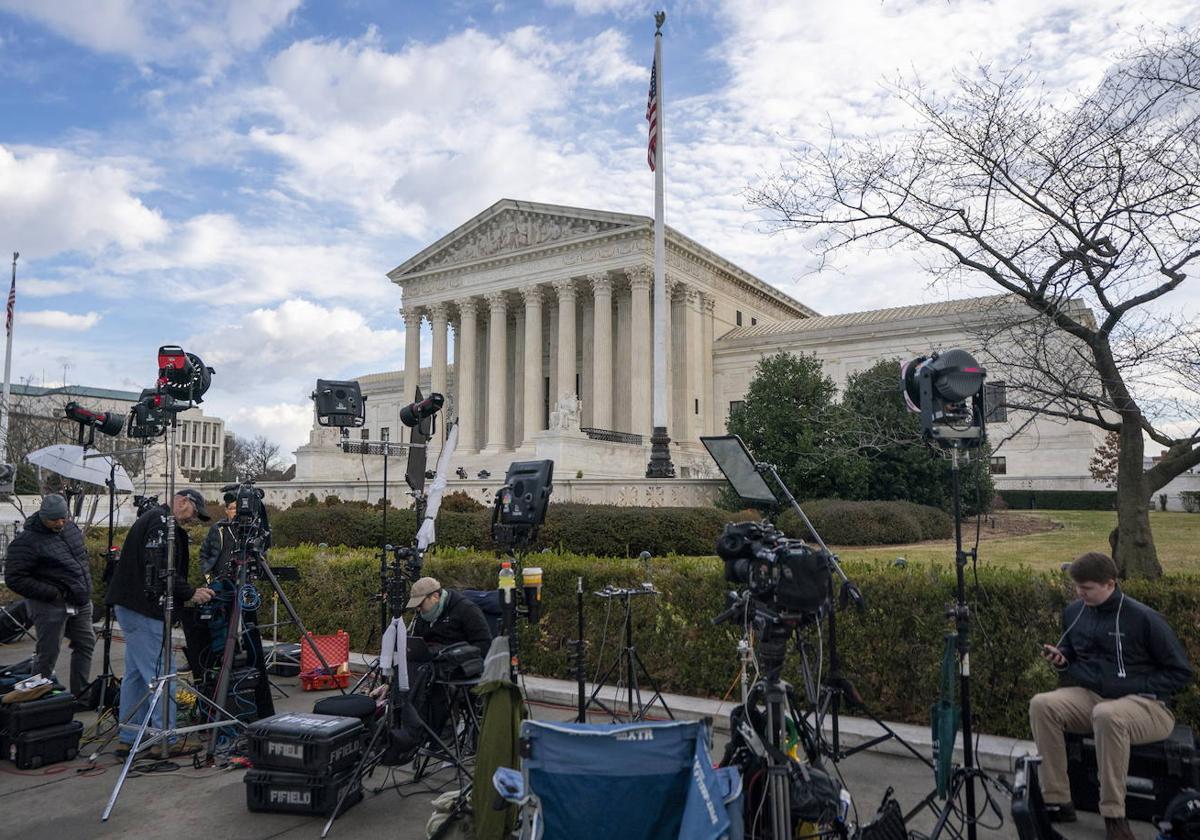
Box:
[102,411,243,821]
[583,584,674,722]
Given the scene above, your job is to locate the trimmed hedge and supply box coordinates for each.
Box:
[59,538,1199,741]
[999,489,1118,511]
[777,499,953,545]
[269,502,761,558]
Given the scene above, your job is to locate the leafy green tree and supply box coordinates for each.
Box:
[841,359,994,514]
[726,352,868,501]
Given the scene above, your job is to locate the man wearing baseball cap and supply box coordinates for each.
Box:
[105,489,215,754]
[407,577,491,653]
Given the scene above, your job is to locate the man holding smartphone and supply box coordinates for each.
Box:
[3,494,96,698]
[1029,551,1192,840]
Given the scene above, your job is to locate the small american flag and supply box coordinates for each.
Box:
[646,58,658,171]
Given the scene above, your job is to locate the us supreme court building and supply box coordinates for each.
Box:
[294,199,1104,502]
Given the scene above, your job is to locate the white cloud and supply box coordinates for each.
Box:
[0,0,300,74]
[225,401,314,461]
[21,309,101,330]
[544,0,647,15]
[187,299,407,454]
[0,145,168,259]
[20,277,82,297]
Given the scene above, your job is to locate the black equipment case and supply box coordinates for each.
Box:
[0,657,36,695]
[6,719,83,769]
[245,712,366,775]
[0,689,74,741]
[1067,724,1199,821]
[244,766,362,817]
[201,666,264,724]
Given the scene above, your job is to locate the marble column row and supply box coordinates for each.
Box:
[399,267,714,454]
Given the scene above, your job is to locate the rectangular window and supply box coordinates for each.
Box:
[361,428,370,440]
[694,398,699,415]
[729,400,744,415]
[380,427,390,441]
[984,381,1008,422]
[989,456,1007,475]
[736,311,743,326]
[751,317,757,326]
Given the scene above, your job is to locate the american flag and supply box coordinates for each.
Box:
[646,58,658,171]
[5,268,13,337]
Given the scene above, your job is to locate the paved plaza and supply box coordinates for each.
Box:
[0,629,1156,840]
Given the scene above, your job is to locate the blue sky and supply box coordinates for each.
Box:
[0,0,1197,457]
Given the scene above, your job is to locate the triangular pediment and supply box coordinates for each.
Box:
[389,199,647,279]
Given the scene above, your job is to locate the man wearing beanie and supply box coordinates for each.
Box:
[4,494,96,696]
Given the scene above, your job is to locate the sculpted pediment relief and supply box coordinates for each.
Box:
[408,210,629,274]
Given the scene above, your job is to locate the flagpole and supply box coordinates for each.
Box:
[0,252,16,465]
[646,10,675,479]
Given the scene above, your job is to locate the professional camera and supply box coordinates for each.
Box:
[221,480,272,573]
[716,521,831,618]
[133,494,160,517]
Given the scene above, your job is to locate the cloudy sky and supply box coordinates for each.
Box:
[0,0,1196,458]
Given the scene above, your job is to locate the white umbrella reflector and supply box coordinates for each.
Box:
[26,444,135,492]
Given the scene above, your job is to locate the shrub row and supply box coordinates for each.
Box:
[66,541,1200,741]
[268,502,761,558]
[776,499,953,545]
[269,499,951,555]
[999,489,1118,511]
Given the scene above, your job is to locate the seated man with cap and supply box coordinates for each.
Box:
[372,577,491,741]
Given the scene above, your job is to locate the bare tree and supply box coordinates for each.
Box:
[748,31,1200,577]
[243,435,284,481]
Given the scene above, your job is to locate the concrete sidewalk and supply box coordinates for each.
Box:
[0,629,1154,839]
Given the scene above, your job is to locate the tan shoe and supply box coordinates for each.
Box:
[1104,817,1136,840]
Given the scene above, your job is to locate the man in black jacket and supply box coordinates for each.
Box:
[1030,552,1192,840]
[3,494,95,696]
[106,489,214,748]
[408,576,492,654]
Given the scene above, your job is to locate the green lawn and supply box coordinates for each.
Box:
[836,510,1200,575]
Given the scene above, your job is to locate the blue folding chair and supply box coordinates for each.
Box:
[493,719,743,840]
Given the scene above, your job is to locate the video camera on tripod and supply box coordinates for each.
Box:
[715,521,832,625]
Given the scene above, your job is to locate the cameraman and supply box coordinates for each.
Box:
[106,489,215,751]
[3,494,95,697]
[408,576,491,654]
[180,494,237,675]
[1030,552,1191,840]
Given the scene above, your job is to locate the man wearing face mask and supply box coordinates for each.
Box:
[407,576,491,654]
[4,494,95,697]
[1030,551,1192,840]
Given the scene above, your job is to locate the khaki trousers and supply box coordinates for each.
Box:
[1029,687,1174,818]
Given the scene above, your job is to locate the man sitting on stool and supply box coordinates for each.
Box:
[1030,551,1192,840]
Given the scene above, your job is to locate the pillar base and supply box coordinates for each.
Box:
[645,426,676,479]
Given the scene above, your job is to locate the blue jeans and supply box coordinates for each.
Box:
[114,606,175,744]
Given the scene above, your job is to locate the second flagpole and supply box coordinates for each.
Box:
[647,10,675,479]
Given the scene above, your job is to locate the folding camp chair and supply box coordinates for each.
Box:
[493,719,743,840]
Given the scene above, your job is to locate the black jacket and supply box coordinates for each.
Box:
[1058,587,1192,700]
[198,519,236,577]
[412,589,492,653]
[4,514,92,607]
[105,505,197,621]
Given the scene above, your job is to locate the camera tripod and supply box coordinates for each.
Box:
[583,584,674,723]
[904,447,1009,840]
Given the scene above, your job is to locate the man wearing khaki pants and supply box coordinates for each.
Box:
[1030,552,1192,840]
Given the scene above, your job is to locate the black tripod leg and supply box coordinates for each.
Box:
[259,560,346,695]
[628,646,674,720]
[321,709,388,838]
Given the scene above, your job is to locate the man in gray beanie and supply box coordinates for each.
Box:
[4,494,95,696]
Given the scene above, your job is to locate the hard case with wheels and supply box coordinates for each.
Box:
[245,712,366,774]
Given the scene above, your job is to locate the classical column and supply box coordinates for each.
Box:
[683,287,703,442]
[456,299,479,451]
[626,265,653,438]
[669,281,686,441]
[401,306,422,402]
[701,293,715,434]
[429,303,449,398]
[589,272,613,431]
[513,308,525,447]
[484,291,509,451]
[553,278,577,403]
[521,285,544,446]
